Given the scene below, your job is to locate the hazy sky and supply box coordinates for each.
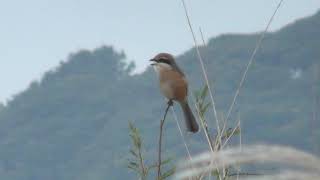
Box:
[0,0,319,103]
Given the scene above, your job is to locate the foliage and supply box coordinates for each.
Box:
[127,122,175,180]
[195,85,245,179]
[128,122,148,180]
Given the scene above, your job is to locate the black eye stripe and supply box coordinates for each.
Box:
[158,58,171,65]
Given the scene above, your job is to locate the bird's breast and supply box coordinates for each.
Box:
[158,69,188,102]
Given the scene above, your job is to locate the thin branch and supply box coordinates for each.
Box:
[236,113,242,180]
[311,64,319,153]
[157,100,173,180]
[199,27,206,46]
[190,94,214,152]
[222,0,283,149]
[180,0,221,137]
[171,107,193,160]
[181,1,223,178]
[138,146,147,178]
[223,0,284,130]
[190,94,222,180]
[228,172,262,177]
[222,119,241,148]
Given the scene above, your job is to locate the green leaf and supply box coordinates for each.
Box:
[200,85,209,99]
[128,164,138,172]
[223,127,240,140]
[203,102,211,113]
[129,161,138,167]
[161,157,173,165]
[148,163,158,170]
[161,167,176,179]
[130,149,138,157]
[212,169,220,177]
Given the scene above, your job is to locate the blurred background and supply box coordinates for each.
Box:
[0,0,319,179]
[1,0,320,102]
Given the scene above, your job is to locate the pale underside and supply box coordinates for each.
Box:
[153,63,188,102]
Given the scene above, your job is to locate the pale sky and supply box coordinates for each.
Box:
[0,0,319,103]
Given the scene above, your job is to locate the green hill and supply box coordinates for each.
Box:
[0,11,319,179]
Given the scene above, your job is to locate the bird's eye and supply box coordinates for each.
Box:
[158,58,171,65]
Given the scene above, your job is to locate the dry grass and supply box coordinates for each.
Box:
[175,144,320,180]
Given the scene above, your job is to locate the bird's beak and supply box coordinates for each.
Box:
[150,59,157,66]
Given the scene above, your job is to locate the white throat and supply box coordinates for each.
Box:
[153,62,173,75]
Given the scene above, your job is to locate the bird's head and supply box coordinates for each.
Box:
[150,53,176,72]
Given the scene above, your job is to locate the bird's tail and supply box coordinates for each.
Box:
[180,101,199,133]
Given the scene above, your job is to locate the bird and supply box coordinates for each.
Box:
[150,53,199,133]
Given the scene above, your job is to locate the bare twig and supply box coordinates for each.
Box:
[228,172,262,177]
[311,64,320,153]
[199,27,206,46]
[171,107,193,160]
[223,0,284,132]
[180,0,221,137]
[218,2,284,164]
[191,93,214,152]
[236,113,242,180]
[138,146,146,177]
[180,9,224,180]
[157,100,173,180]
[190,92,221,180]
[221,120,241,148]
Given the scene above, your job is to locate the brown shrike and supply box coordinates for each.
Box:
[150,53,199,133]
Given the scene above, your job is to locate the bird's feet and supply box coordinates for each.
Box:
[167,99,173,106]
